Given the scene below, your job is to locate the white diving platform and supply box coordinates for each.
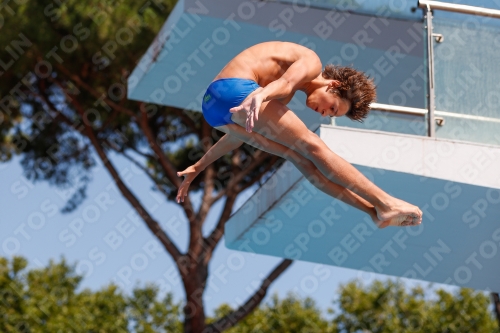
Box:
[225,125,500,292]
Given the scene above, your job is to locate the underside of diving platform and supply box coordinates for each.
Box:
[225,125,500,292]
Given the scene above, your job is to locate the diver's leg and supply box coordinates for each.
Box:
[229,100,422,225]
[216,122,382,224]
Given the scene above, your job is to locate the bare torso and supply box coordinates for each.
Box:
[213,41,320,105]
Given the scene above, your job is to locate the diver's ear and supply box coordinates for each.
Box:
[329,80,341,88]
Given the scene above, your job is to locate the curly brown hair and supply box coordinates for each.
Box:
[322,64,376,122]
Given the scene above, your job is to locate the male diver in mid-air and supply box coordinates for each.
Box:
[176,41,422,228]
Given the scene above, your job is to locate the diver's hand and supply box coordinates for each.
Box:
[229,93,263,133]
[176,166,199,203]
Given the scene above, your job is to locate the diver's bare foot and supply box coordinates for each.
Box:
[375,197,422,228]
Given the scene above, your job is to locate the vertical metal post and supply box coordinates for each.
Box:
[426,4,436,137]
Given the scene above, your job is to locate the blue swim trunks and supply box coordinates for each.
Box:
[202,78,260,127]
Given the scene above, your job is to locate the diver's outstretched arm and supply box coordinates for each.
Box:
[176,134,243,203]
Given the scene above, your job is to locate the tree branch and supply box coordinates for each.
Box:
[203,151,276,260]
[139,103,181,188]
[225,150,268,187]
[169,106,198,131]
[138,102,199,274]
[205,259,294,332]
[113,146,171,200]
[57,87,183,264]
[33,80,79,130]
[138,103,196,221]
[123,142,155,161]
[209,150,270,205]
[236,155,281,193]
[195,121,215,223]
[99,109,120,131]
[54,63,137,118]
[202,189,238,266]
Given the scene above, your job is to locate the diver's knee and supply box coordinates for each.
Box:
[297,133,325,158]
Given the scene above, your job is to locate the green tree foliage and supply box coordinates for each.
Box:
[333,279,499,333]
[1,256,498,332]
[209,280,498,333]
[0,256,182,333]
[128,287,183,333]
[0,0,180,208]
[213,294,335,333]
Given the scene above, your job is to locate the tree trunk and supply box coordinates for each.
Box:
[491,292,500,329]
[182,261,209,333]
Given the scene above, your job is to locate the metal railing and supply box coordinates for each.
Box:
[369,103,500,127]
[363,1,500,137]
[370,103,444,127]
[420,0,500,137]
[418,0,500,18]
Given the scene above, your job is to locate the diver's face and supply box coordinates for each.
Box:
[306,83,351,118]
